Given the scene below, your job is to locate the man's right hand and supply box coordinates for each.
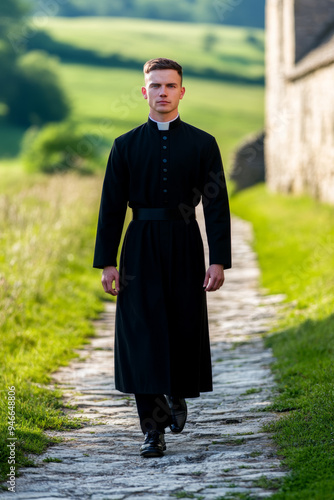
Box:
[101,266,120,296]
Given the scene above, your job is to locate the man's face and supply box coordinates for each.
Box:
[142,69,185,119]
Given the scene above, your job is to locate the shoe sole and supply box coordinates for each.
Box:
[140,448,165,458]
[170,425,185,434]
[167,397,187,434]
[170,409,187,433]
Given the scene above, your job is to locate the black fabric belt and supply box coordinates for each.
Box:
[132,208,196,221]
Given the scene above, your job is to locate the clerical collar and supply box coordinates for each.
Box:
[148,114,181,130]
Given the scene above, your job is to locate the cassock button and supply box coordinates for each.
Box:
[163,159,167,163]
[163,136,168,140]
[163,145,167,150]
[163,189,168,193]
[163,168,167,172]
[163,177,167,181]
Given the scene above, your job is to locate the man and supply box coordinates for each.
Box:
[93,58,231,458]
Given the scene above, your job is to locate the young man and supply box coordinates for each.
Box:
[93,58,231,457]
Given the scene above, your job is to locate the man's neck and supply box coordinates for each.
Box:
[149,111,179,123]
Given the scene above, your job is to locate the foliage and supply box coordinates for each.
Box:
[0,172,106,482]
[0,0,70,126]
[7,50,70,126]
[0,0,30,37]
[21,121,108,173]
[0,41,16,103]
[230,184,334,499]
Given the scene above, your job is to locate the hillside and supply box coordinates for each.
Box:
[30,17,264,85]
[0,18,265,171]
[27,0,265,27]
[27,17,264,166]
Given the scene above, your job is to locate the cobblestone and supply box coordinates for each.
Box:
[2,210,287,499]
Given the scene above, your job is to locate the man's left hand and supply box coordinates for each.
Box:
[203,264,225,292]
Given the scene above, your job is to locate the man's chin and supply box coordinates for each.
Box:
[155,105,172,112]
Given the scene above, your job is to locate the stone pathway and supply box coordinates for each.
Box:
[3,210,287,499]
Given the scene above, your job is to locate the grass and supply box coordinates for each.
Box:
[230,184,334,500]
[42,457,63,463]
[213,494,257,500]
[170,493,204,499]
[252,476,283,490]
[212,438,246,445]
[249,451,262,458]
[241,388,262,396]
[0,168,107,483]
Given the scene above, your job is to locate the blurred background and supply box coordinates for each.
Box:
[0,0,265,174]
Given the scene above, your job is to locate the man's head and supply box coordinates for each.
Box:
[143,58,183,84]
[142,58,185,121]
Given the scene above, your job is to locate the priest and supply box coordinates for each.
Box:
[93,58,231,458]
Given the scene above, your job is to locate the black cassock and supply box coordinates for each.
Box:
[93,116,231,398]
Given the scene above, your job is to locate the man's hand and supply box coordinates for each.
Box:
[101,266,120,296]
[203,264,225,292]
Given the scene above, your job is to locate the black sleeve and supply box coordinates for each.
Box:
[93,139,129,269]
[202,137,232,269]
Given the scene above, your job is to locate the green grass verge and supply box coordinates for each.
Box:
[0,168,108,484]
[230,184,334,500]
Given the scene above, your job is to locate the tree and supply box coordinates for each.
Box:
[0,0,30,38]
[22,121,106,174]
[7,51,70,126]
[0,0,70,127]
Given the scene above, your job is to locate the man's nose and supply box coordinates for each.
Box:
[159,86,167,96]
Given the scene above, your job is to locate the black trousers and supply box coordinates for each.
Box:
[135,394,171,434]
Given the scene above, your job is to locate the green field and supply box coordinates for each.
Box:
[1,19,265,170]
[45,17,265,80]
[36,17,264,170]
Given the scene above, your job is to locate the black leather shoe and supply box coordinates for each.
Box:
[166,396,187,433]
[140,430,166,458]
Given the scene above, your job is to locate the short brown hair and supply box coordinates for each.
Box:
[143,58,183,83]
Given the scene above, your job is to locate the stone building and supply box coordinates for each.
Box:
[265,0,334,203]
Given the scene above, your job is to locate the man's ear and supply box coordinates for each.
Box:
[141,86,148,99]
[180,87,186,100]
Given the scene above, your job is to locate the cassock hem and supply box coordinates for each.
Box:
[115,386,213,399]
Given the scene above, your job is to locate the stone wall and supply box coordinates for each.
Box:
[229,131,265,191]
[265,0,334,204]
